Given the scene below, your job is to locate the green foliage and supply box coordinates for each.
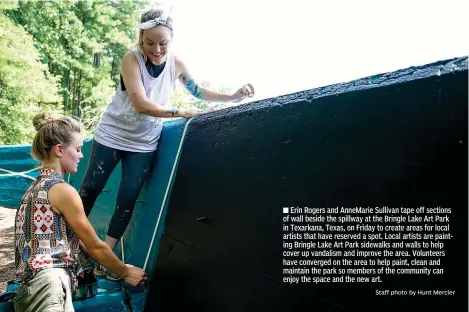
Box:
[0,1,19,11]
[2,0,145,143]
[0,11,61,145]
[0,0,232,144]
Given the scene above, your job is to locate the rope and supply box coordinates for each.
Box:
[0,167,41,181]
[143,117,193,271]
[121,239,125,263]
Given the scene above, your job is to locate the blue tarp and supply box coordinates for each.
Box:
[0,144,41,208]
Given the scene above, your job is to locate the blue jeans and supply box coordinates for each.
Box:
[78,140,155,239]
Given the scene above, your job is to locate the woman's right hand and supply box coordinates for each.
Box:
[122,264,147,286]
[178,108,213,118]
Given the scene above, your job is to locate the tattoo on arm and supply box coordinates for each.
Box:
[181,76,202,99]
[165,108,179,117]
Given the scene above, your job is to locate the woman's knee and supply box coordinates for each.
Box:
[78,183,99,201]
[78,183,101,216]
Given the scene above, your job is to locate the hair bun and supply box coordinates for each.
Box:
[32,112,54,131]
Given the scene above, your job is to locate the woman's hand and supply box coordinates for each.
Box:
[178,108,213,118]
[122,264,147,286]
[231,84,255,102]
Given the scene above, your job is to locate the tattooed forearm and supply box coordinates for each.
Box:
[165,108,179,117]
[182,77,202,99]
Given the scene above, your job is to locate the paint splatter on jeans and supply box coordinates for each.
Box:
[78,140,155,239]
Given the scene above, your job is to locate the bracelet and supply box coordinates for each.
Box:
[166,109,179,117]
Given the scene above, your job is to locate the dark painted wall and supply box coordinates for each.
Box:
[145,57,468,312]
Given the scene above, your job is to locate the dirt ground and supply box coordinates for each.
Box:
[0,207,16,293]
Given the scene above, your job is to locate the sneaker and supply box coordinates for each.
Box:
[93,264,105,277]
[75,271,98,300]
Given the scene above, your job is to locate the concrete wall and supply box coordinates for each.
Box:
[145,57,468,312]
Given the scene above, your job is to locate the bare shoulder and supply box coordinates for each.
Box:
[173,54,189,79]
[48,183,81,210]
[122,50,138,65]
[49,182,77,196]
[173,54,186,71]
[173,53,182,64]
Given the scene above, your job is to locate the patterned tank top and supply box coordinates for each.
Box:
[15,168,83,288]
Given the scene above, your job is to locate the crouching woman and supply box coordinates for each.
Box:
[13,112,146,312]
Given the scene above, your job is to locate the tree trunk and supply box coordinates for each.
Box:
[64,69,70,112]
[71,70,76,116]
[111,53,116,80]
[76,70,82,118]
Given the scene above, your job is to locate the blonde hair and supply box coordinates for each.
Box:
[137,9,173,62]
[32,112,83,161]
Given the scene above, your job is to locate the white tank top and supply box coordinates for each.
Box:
[94,49,176,152]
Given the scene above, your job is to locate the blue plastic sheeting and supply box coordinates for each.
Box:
[125,118,188,275]
[0,302,13,312]
[0,144,40,208]
[121,284,148,312]
[73,279,127,312]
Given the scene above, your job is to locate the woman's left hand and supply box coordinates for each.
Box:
[231,84,255,102]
